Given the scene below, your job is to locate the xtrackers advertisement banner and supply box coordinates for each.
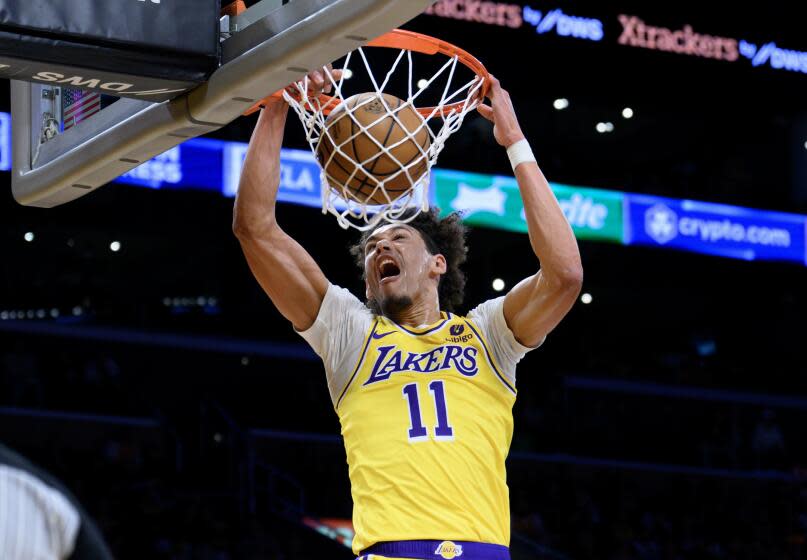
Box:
[424,1,807,76]
[625,194,807,265]
[0,0,220,102]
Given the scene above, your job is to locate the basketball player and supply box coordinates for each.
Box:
[233,69,583,559]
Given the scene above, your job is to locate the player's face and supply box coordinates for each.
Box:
[363,224,444,314]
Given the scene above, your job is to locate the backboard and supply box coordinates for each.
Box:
[10,0,436,207]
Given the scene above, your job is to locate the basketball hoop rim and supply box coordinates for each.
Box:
[244,29,490,117]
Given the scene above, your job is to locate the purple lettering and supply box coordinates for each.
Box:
[440,346,463,370]
[402,352,426,373]
[364,345,397,385]
[366,344,479,384]
[423,348,443,373]
[457,347,479,376]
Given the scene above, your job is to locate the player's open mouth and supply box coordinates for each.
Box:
[378,257,401,284]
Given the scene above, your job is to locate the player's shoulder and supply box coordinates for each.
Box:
[465,296,506,326]
[323,283,375,324]
[326,283,369,309]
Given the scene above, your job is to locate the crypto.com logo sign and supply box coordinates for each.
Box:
[645,204,679,244]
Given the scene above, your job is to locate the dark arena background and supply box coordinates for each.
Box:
[2,1,807,558]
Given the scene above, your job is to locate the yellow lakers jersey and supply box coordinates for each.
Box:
[335,310,517,554]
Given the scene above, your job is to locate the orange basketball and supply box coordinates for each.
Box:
[315,93,431,205]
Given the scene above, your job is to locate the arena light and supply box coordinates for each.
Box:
[110,241,121,252]
[72,306,83,316]
[24,231,34,242]
[342,68,353,79]
[804,140,807,150]
[50,309,59,318]
[553,98,569,110]
[622,107,634,119]
[581,293,593,304]
[417,78,429,90]
[596,122,607,133]
[164,295,218,309]
[1,308,57,319]
[492,278,505,292]
[604,122,614,132]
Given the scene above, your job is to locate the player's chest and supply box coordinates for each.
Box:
[358,326,485,388]
[342,329,511,441]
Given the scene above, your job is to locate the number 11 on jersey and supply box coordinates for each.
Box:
[402,380,454,442]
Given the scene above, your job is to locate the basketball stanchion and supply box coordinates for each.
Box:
[252,29,491,231]
[9,1,435,208]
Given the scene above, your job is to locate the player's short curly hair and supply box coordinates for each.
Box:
[349,208,468,314]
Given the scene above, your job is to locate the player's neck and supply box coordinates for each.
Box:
[387,297,442,328]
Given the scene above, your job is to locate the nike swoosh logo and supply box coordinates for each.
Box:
[371,331,395,340]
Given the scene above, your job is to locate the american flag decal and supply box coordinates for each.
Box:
[62,88,101,130]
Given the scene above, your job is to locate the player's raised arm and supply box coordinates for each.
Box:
[476,76,583,347]
[232,71,333,331]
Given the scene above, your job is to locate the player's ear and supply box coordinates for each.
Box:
[432,253,447,276]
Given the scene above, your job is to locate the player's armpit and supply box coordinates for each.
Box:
[235,225,329,332]
[502,268,582,348]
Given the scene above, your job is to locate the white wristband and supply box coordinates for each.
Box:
[506,139,536,171]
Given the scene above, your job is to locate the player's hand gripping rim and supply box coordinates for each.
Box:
[476,75,526,148]
[286,65,344,97]
[247,65,343,115]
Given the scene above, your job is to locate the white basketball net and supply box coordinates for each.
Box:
[283,45,484,230]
